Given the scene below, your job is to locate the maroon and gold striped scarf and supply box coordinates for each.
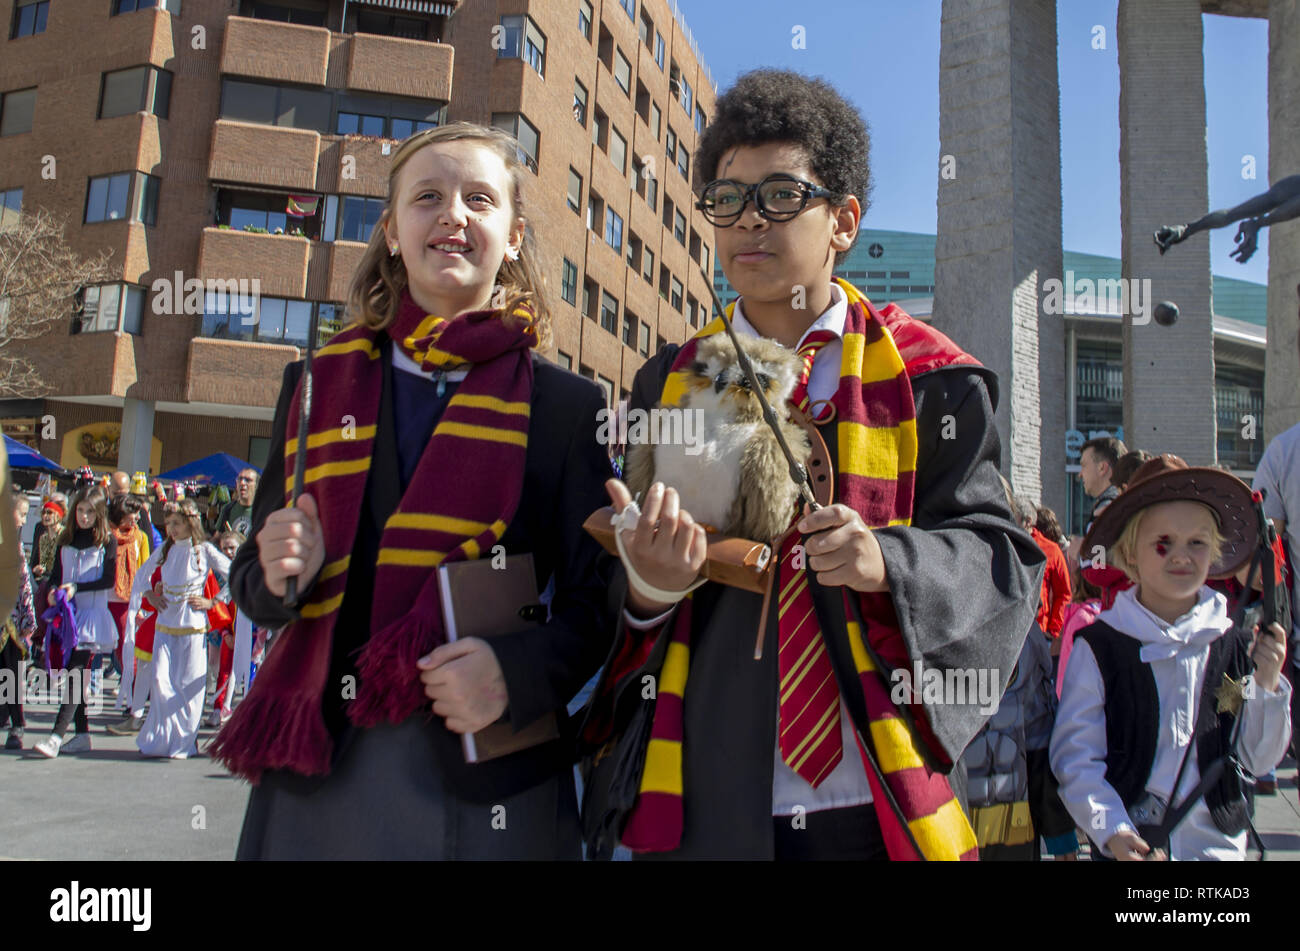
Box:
[213,291,536,782]
[620,278,978,860]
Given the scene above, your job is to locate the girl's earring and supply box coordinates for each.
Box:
[389,243,400,256]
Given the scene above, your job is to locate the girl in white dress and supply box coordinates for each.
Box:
[132,499,230,759]
[32,487,119,758]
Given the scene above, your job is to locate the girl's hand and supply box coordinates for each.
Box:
[606,479,707,618]
[416,638,508,734]
[223,632,235,648]
[187,595,214,610]
[1249,621,1288,694]
[149,581,168,610]
[258,493,326,599]
[1107,829,1158,861]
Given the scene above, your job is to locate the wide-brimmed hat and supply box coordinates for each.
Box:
[1081,453,1257,578]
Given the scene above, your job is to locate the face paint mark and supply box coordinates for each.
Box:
[1154,535,1171,557]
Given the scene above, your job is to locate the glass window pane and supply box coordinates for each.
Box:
[151,69,172,119]
[498,16,522,58]
[609,129,626,174]
[258,298,286,341]
[515,115,539,161]
[278,87,330,132]
[106,174,130,220]
[85,177,108,222]
[390,117,413,140]
[1,88,36,136]
[321,194,337,242]
[97,284,121,332]
[336,112,359,135]
[17,4,35,33]
[567,169,581,213]
[363,198,383,241]
[220,79,275,125]
[122,286,144,334]
[135,173,159,225]
[360,114,383,137]
[283,300,311,346]
[267,211,287,233]
[614,51,631,93]
[82,286,100,331]
[201,291,230,338]
[101,67,146,119]
[229,207,264,231]
[340,197,364,242]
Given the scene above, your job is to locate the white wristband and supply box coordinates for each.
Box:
[611,500,706,606]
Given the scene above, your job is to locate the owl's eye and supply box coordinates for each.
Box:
[756,372,771,391]
[691,361,708,376]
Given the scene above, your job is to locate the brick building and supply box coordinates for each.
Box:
[0,0,716,476]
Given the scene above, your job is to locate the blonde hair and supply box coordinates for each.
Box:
[346,122,552,351]
[1111,501,1225,582]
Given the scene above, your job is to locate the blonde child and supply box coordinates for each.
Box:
[1051,455,1291,860]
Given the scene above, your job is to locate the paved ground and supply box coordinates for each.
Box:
[2,676,1297,861]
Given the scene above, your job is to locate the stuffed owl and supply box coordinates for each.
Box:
[626,334,812,543]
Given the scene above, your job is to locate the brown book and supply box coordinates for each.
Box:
[437,553,559,763]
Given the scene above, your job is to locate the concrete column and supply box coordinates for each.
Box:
[1264,0,1300,440]
[117,397,155,476]
[934,0,1065,508]
[1118,0,1217,464]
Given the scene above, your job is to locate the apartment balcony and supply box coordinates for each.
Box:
[208,120,320,192]
[347,31,453,101]
[220,16,331,87]
[185,337,296,409]
[197,227,310,299]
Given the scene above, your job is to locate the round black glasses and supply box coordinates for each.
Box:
[694,174,837,226]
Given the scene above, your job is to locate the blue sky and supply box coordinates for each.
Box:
[673,0,1270,285]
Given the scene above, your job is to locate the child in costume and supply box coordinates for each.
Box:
[130,499,230,759]
[589,70,1044,860]
[3,493,37,750]
[107,494,151,705]
[32,487,119,758]
[1051,454,1291,860]
[210,123,614,860]
[207,531,243,727]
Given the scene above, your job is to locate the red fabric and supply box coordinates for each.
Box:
[203,572,232,632]
[1030,527,1071,637]
[873,301,983,378]
[215,637,234,714]
[1082,563,1132,610]
[107,600,129,662]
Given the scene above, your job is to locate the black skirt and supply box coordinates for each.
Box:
[235,716,581,860]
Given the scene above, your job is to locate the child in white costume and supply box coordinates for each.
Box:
[129,500,230,759]
[1051,455,1291,861]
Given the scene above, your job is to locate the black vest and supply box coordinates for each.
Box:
[1074,619,1251,835]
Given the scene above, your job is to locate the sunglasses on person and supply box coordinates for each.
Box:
[694,174,838,227]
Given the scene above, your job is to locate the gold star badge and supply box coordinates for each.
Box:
[1214,673,1246,717]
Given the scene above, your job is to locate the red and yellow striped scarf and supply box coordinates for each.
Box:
[213,291,536,782]
[620,278,978,860]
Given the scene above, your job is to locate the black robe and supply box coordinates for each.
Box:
[604,347,1046,860]
[228,336,617,859]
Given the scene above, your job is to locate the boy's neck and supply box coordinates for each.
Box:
[1136,585,1199,626]
[739,282,834,350]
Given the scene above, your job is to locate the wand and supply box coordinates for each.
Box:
[283,306,320,608]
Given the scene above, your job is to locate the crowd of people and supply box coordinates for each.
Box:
[1,66,1296,863]
[2,467,268,759]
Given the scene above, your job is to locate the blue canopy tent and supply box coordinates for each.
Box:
[3,434,64,473]
[157,452,260,487]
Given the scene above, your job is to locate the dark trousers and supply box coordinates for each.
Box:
[772,803,889,860]
[51,649,92,736]
[1,638,25,730]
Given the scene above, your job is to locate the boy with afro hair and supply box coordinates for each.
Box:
[586,69,1045,861]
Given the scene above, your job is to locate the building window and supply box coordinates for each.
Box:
[0,87,36,136]
[75,284,145,335]
[133,172,160,226]
[586,191,604,235]
[583,278,597,320]
[578,0,592,41]
[645,172,658,212]
[665,127,676,169]
[248,2,321,25]
[680,78,693,117]
[218,188,322,239]
[596,374,614,407]
[673,209,686,246]
[613,48,632,96]
[670,276,683,312]
[620,0,636,20]
[604,206,623,254]
[609,127,627,175]
[642,247,654,285]
[623,309,637,347]
[100,66,172,120]
[695,104,706,135]
[0,187,22,230]
[573,79,588,127]
[649,101,661,140]
[701,244,709,274]
[490,112,539,173]
[626,232,642,271]
[662,195,674,232]
[686,294,699,328]
[639,10,652,45]
[638,321,650,356]
[567,168,582,215]
[557,350,572,370]
[600,290,619,335]
[498,15,546,77]
[677,141,689,179]
[113,0,174,13]
[658,264,670,301]
[592,107,608,151]
[11,1,49,37]
[561,258,578,305]
[201,293,316,346]
[654,31,664,70]
[85,173,131,224]
[335,195,383,242]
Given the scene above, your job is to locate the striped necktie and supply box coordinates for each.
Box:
[777,329,843,787]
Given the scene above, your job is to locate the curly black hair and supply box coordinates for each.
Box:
[694,69,871,263]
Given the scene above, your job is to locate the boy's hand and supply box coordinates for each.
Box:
[1249,621,1287,694]
[797,504,889,592]
[1107,829,1159,861]
[416,638,508,734]
[606,479,707,617]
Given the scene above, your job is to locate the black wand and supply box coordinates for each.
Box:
[283,307,321,608]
